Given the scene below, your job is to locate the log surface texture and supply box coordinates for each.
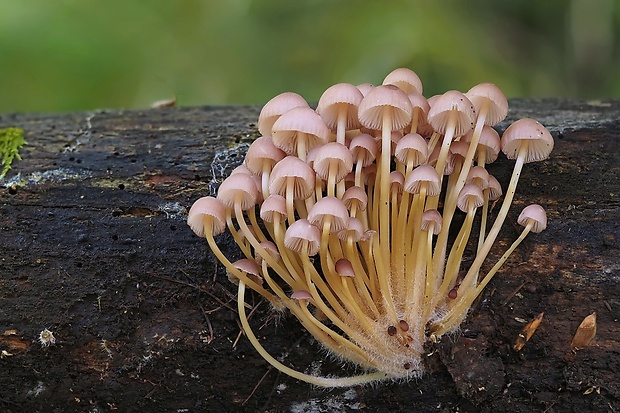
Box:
[1,100,619,412]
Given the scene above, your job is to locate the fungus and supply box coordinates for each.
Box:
[271,106,330,161]
[188,68,554,386]
[316,83,363,145]
[258,92,309,136]
[244,136,286,199]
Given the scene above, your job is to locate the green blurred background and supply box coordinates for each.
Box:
[1,0,618,114]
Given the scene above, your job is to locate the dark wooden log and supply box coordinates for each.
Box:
[1,101,618,412]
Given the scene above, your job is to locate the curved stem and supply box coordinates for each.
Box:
[430,222,533,336]
[237,281,388,387]
[457,143,527,293]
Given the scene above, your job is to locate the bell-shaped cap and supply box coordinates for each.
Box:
[462,125,501,163]
[421,209,443,234]
[348,133,378,167]
[427,90,476,137]
[258,92,309,136]
[272,106,330,155]
[245,136,286,175]
[187,196,227,237]
[260,194,287,223]
[335,258,356,277]
[341,186,368,212]
[313,142,354,183]
[501,118,554,163]
[358,85,413,131]
[269,156,316,200]
[217,173,259,211]
[404,165,441,196]
[338,216,365,242]
[383,67,423,95]
[316,83,363,131]
[456,183,485,212]
[284,219,321,256]
[395,132,428,166]
[517,204,547,233]
[466,83,508,126]
[307,196,349,233]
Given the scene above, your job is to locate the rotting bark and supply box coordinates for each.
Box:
[0,101,619,412]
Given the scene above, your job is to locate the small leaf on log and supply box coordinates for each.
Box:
[513,312,544,351]
[570,312,597,349]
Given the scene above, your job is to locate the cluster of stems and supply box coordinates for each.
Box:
[188,68,553,387]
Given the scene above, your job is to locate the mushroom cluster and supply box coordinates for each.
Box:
[187,68,553,387]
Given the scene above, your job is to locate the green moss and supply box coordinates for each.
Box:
[0,127,26,179]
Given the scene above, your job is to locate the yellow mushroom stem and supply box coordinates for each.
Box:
[237,280,388,387]
[336,104,347,145]
[436,202,478,300]
[203,225,277,305]
[379,109,393,267]
[260,162,272,200]
[430,218,537,336]
[456,142,528,293]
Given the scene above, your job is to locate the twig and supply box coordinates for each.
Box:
[232,300,263,348]
[242,366,273,406]
[502,281,527,306]
[146,272,237,313]
[200,305,215,344]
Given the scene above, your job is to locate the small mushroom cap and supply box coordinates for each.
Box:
[271,106,330,155]
[356,83,375,97]
[462,125,501,163]
[383,67,423,95]
[230,164,252,176]
[284,219,321,256]
[187,196,227,237]
[260,194,287,223]
[216,173,258,211]
[487,174,503,201]
[466,83,508,126]
[307,196,350,233]
[395,132,428,166]
[233,258,261,277]
[408,92,430,119]
[256,241,281,264]
[456,183,485,212]
[421,209,443,234]
[348,133,378,167]
[390,171,405,193]
[466,166,490,189]
[229,258,263,285]
[244,136,286,174]
[358,85,413,131]
[341,186,368,211]
[316,83,364,131]
[338,216,365,242]
[313,142,354,183]
[291,290,313,300]
[449,140,470,161]
[501,118,554,163]
[269,156,316,200]
[335,258,356,277]
[258,92,309,136]
[517,204,547,233]
[427,90,476,137]
[404,165,441,196]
